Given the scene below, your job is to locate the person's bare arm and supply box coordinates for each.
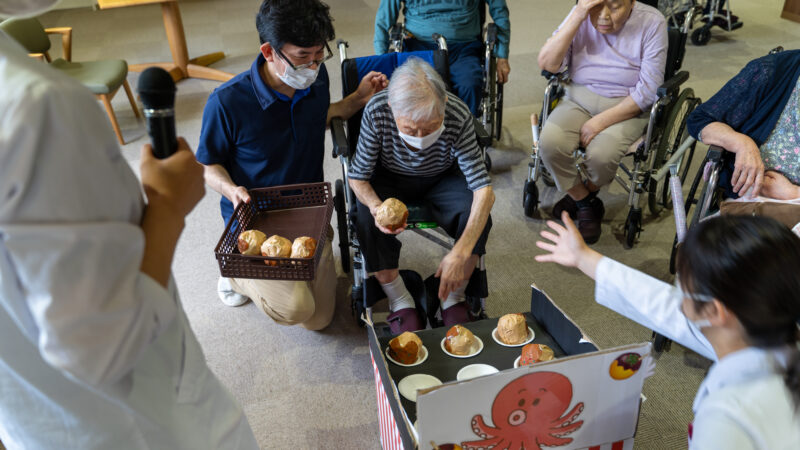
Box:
[537,0,602,73]
[699,122,764,196]
[203,163,250,208]
[327,71,388,125]
[139,138,205,287]
[349,177,406,234]
[580,96,643,147]
[436,186,495,297]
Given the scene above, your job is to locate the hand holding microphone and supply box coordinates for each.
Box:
[138,67,178,159]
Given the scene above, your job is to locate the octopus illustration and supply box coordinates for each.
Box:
[461,372,584,450]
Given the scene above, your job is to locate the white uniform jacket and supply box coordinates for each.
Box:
[595,257,800,450]
[0,34,258,449]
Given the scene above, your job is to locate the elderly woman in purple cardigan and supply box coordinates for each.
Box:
[537,0,668,244]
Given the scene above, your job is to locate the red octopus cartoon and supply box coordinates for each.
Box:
[461,371,584,450]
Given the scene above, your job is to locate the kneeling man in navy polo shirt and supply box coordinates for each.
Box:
[196,0,387,330]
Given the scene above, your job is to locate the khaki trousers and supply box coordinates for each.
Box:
[539,84,649,192]
[229,236,337,331]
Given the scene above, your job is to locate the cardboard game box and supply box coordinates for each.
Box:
[367,285,651,450]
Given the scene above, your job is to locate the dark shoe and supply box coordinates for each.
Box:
[576,197,605,244]
[386,307,424,335]
[442,301,472,327]
[552,194,578,220]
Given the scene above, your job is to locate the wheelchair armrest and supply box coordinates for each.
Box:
[389,22,404,42]
[485,22,497,45]
[330,117,349,159]
[656,70,689,98]
[473,117,492,148]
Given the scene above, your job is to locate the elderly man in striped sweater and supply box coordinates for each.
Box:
[348,57,495,334]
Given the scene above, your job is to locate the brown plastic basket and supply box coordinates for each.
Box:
[214,182,333,281]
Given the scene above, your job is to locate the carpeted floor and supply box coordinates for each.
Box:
[31,1,800,448]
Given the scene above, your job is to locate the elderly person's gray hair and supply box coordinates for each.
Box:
[388,57,447,122]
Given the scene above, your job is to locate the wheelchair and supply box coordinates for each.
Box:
[387,1,503,171]
[330,41,489,331]
[522,7,701,249]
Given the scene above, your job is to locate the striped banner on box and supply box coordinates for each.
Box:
[372,353,405,450]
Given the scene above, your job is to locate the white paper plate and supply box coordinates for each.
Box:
[514,355,522,368]
[385,345,429,367]
[440,335,484,358]
[457,363,499,381]
[491,326,535,347]
[398,374,442,402]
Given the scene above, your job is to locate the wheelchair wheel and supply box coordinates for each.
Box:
[334,179,350,274]
[648,89,698,216]
[480,48,498,144]
[624,207,642,249]
[351,284,366,327]
[523,179,539,218]
[494,83,503,141]
[484,152,492,172]
[691,25,711,46]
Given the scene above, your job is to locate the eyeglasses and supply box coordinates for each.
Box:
[673,276,715,303]
[274,42,333,71]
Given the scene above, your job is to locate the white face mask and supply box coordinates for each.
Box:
[276,63,319,90]
[399,123,445,151]
[675,278,714,330]
[0,0,59,18]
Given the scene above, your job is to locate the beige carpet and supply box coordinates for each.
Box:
[30,1,800,448]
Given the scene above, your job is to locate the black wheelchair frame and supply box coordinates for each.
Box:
[522,7,702,249]
[330,40,488,329]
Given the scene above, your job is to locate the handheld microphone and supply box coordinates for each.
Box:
[137,67,177,159]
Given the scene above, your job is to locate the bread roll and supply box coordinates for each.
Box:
[290,236,317,258]
[444,325,475,356]
[375,198,408,231]
[261,235,291,265]
[519,344,555,366]
[237,230,267,255]
[388,331,422,364]
[497,313,528,345]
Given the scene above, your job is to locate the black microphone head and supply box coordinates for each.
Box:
[137,67,176,110]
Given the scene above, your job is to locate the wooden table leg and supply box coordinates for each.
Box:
[127,1,233,83]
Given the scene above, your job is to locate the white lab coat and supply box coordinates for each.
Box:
[0,34,258,449]
[595,257,800,450]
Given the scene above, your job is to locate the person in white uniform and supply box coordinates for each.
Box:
[0,1,259,449]
[535,212,800,449]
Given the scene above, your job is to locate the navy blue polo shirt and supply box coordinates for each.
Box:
[196,54,330,224]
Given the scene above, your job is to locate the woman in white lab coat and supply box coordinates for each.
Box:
[0,1,258,448]
[536,212,800,449]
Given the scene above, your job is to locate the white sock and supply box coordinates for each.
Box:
[381,275,415,312]
[441,282,467,310]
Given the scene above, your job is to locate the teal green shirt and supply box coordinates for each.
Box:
[374,0,510,59]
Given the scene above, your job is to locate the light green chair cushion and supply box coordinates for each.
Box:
[0,18,50,54]
[50,59,128,95]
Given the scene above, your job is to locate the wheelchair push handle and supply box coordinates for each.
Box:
[431,33,448,52]
[531,113,539,144]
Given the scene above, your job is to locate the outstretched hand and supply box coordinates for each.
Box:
[535,212,603,278]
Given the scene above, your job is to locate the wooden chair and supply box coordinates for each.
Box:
[0,18,140,145]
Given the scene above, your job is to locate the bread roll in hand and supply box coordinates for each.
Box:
[238,230,267,255]
[375,198,408,231]
[290,236,317,258]
[261,235,291,265]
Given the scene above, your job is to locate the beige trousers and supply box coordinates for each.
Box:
[229,236,337,331]
[539,83,649,192]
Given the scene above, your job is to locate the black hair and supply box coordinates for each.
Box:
[676,215,800,405]
[255,0,335,49]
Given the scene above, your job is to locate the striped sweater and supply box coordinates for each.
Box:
[347,90,491,191]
